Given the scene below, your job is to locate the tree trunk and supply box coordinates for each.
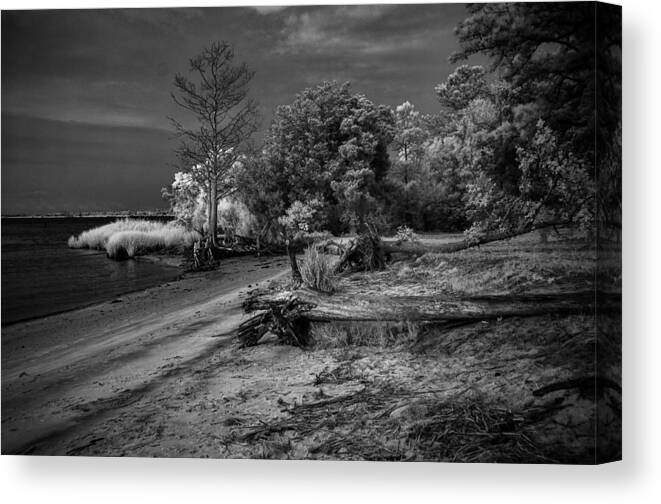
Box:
[209,181,220,249]
[383,221,573,258]
[286,239,302,287]
[245,288,620,323]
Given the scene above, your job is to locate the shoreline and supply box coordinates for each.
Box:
[1,254,290,454]
[1,214,174,219]
[1,253,186,328]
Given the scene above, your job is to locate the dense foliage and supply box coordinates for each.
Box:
[239,82,395,236]
[450,2,621,237]
[172,5,621,242]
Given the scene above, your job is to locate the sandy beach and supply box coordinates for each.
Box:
[1,255,290,455]
[1,231,622,462]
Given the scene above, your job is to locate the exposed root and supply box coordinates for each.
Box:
[335,228,388,274]
[238,296,315,347]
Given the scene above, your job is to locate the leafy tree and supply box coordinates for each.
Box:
[235,151,287,245]
[435,65,489,112]
[217,197,258,244]
[453,3,591,152]
[418,136,470,232]
[170,41,258,249]
[398,67,503,233]
[451,2,621,232]
[464,120,593,242]
[263,81,394,233]
[161,171,206,233]
[388,102,428,227]
[435,3,621,239]
[392,101,428,178]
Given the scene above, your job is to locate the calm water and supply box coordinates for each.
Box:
[1,217,181,325]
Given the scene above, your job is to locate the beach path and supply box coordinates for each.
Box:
[1,255,290,455]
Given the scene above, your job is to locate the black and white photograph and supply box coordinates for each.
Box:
[1,2,621,464]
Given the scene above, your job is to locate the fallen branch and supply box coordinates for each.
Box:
[286,389,367,412]
[381,220,574,258]
[532,376,621,397]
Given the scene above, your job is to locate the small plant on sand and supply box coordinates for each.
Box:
[299,246,338,293]
[395,225,420,244]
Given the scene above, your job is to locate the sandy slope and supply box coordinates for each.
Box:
[1,255,290,454]
[1,242,620,462]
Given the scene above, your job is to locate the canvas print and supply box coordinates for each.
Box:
[1,2,621,463]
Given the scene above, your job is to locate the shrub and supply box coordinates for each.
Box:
[217,197,258,242]
[395,225,420,243]
[299,246,338,293]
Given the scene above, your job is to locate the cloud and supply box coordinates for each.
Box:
[249,6,289,15]
[274,4,450,57]
[2,4,472,212]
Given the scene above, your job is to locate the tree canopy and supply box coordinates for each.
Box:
[174,4,621,250]
[249,81,395,235]
[443,2,621,237]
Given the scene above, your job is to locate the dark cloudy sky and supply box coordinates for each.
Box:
[2,3,473,214]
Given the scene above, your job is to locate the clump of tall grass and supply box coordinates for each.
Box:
[299,246,338,293]
[68,218,199,259]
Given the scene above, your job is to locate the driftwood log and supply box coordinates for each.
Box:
[238,288,621,347]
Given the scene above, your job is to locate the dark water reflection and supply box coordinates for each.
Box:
[1,217,181,325]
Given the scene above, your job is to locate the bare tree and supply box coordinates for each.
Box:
[170,41,258,249]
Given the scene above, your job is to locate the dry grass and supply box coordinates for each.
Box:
[68,218,199,259]
[311,320,419,349]
[299,246,338,293]
[223,311,620,462]
[382,231,621,296]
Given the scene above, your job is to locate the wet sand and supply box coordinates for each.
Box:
[1,255,290,455]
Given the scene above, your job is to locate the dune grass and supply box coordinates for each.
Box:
[68,218,199,259]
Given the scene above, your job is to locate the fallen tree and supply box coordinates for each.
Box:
[314,220,575,275]
[238,287,620,347]
[383,220,574,257]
